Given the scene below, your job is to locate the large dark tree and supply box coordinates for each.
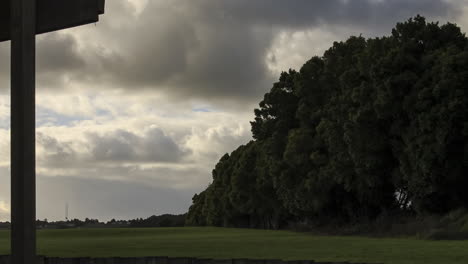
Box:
[186,16,468,228]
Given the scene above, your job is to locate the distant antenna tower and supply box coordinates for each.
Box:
[65,202,69,220]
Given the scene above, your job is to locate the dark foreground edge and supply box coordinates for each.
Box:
[0,255,383,264]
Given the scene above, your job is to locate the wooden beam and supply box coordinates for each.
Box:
[10,0,37,263]
[0,0,105,42]
[0,1,10,41]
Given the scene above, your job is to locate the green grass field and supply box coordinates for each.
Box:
[0,227,467,264]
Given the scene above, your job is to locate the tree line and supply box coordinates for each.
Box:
[0,214,186,229]
[186,16,468,229]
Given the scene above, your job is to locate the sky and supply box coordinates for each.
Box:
[0,0,468,221]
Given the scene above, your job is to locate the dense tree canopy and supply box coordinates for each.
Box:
[186,16,468,228]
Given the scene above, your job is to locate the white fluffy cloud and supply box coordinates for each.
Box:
[0,92,253,220]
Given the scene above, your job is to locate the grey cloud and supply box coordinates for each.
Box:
[87,130,137,162]
[36,175,200,221]
[75,165,209,190]
[36,33,86,88]
[0,43,9,93]
[87,128,190,163]
[0,165,204,221]
[37,133,79,167]
[0,31,86,91]
[36,136,209,190]
[37,127,189,168]
[0,166,9,221]
[1,0,455,102]
[207,0,455,30]
[88,0,274,100]
[86,0,460,101]
[37,33,86,74]
[0,210,8,222]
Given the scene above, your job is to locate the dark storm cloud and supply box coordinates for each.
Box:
[94,0,459,100]
[0,31,85,91]
[37,34,85,74]
[206,0,455,29]
[80,0,276,100]
[0,0,460,100]
[36,33,87,88]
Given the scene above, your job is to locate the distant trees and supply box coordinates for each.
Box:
[32,214,186,229]
[186,16,468,228]
[129,214,186,227]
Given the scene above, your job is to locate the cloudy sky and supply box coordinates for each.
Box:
[0,0,467,221]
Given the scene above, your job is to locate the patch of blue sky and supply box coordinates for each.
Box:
[36,106,111,127]
[192,107,214,113]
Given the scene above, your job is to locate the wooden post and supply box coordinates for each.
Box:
[10,0,36,262]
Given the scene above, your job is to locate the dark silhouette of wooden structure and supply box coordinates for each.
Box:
[0,1,105,263]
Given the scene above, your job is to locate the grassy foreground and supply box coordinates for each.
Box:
[0,227,467,264]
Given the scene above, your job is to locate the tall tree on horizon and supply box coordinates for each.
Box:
[186,16,468,228]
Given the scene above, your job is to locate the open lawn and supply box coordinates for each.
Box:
[0,227,467,264]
